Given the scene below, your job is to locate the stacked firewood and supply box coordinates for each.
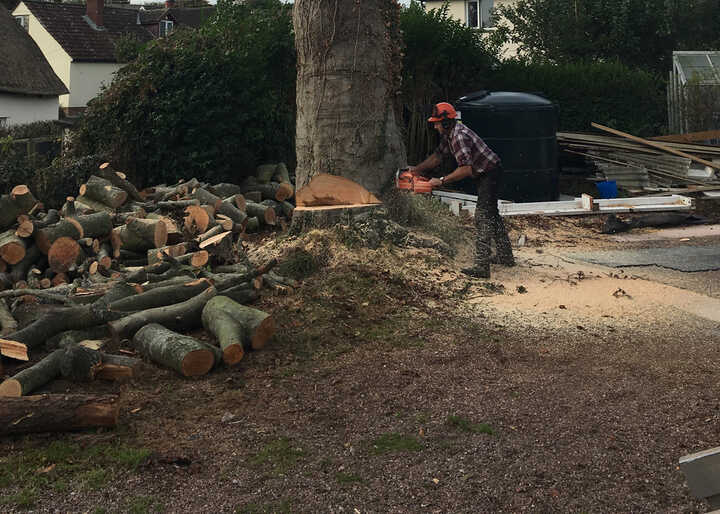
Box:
[0,163,299,434]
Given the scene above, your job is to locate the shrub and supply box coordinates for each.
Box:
[69,0,295,188]
[487,59,666,136]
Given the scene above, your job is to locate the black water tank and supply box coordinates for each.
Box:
[454,91,559,202]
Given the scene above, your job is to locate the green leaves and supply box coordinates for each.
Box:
[70,0,295,187]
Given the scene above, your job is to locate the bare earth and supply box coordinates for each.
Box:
[2,214,720,513]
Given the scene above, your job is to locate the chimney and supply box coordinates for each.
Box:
[86,0,104,28]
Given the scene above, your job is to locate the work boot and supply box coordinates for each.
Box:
[461,265,491,279]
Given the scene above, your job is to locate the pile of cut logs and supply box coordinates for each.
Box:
[0,162,298,435]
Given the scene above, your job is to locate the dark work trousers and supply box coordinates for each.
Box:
[473,166,514,268]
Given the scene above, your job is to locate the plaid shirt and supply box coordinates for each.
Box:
[435,122,500,177]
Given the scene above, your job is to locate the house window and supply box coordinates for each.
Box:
[467,1,479,28]
[0,117,8,129]
[159,20,174,37]
[466,1,493,29]
[15,15,29,31]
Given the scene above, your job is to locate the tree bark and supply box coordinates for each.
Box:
[97,163,143,202]
[204,295,274,351]
[60,345,103,381]
[198,231,235,264]
[71,212,113,239]
[293,0,406,197]
[133,323,215,377]
[108,278,212,312]
[112,218,168,253]
[245,201,276,226]
[79,175,128,208]
[0,394,119,434]
[108,285,217,341]
[34,219,83,254]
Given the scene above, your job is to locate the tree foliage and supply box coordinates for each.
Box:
[400,0,499,162]
[493,0,720,73]
[70,0,295,187]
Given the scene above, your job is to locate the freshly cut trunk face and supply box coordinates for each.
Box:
[295,174,382,207]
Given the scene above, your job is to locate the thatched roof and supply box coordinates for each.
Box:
[22,0,153,63]
[0,7,67,96]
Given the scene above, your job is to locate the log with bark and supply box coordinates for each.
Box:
[79,175,128,209]
[108,285,217,341]
[97,162,143,202]
[198,231,235,264]
[108,278,212,312]
[35,218,84,254]
[0,349,63,396]
[0,394,119,435]
[112,218,168,254]
[47,236,81,273]
[0,185,40,230]
[71,212,113,239]
[245,201,277,226]
[0,229,27,265]
[203,295,275,353]
[133,323,215,377]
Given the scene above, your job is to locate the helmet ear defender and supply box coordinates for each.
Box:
[430,103,455,129]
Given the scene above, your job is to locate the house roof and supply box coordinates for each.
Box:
[139,6,215,28]
[0,7,67,96]
[21,0,153,63]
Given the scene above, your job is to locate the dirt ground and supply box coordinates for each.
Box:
[2,210,720,513]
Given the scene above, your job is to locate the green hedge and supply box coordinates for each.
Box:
[487,59,666,136]
[69,0,295,188]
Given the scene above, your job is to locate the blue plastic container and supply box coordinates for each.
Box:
[596,180,618,199]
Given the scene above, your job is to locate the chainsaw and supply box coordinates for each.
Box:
[395,167,433,194]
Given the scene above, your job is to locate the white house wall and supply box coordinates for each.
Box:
[424,0,520,58]
[0,93,60,126]
[13,2,72,107]
[69,62,120,108]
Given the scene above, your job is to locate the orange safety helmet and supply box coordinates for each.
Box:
[427,102,458,123]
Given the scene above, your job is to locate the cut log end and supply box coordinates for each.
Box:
[181,349,215,376]
[222,344,244,365]
[251,316,275,350]
[0,338,29,361]
[48,237,81,274]
[0,379,21,397]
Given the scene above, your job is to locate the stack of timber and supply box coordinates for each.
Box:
[0,163,304,433]
[559,123,720,193]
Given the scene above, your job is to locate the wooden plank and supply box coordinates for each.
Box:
[591,123,719,170]
[651,129,720,143]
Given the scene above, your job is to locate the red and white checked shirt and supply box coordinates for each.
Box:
[435,122,500,177]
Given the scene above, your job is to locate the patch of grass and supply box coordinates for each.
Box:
[79,468,110,490]
[3,487,38,509]
[335,471,364,484]
[0,439,151,510]
[249,438,304,476]
[126,495,161,514]
[366,433,423,455]
[446,415,495,435]
[235,500,293,514]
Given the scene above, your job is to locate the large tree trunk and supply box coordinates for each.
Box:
[293,0,406,197]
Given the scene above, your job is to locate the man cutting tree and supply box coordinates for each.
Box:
[409,102,515,279]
